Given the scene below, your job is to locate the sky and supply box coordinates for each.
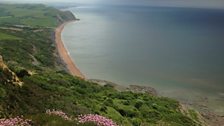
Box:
[1,0,224,9]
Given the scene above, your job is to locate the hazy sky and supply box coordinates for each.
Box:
[1,0,224,9]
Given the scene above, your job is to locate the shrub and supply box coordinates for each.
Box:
[46,109,72,120]
[0,117,31,126]
[134,101,143,109]
[77,114,118,126]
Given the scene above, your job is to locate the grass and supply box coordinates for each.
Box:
[0,16,12,19]
[0,28,57,70]
[28,114,97,126]
[0,32,21,40]
[0,71,198,125]
[189,109,199,121]
[0,4,75,27]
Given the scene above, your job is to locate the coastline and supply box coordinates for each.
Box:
[54,20,224,126]
[55,21,85,79]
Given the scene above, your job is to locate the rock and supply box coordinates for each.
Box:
[88,79,158,96]
[128,85,158,96]
[88,79,127,91]
[16,69,32,78]
[88,79,118,87]
[0,55,3,62]
[0,55,23,86]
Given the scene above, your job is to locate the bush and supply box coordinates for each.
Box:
[134,101,143,109]
[131,118,141,126]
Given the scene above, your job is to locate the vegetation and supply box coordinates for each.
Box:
[0,32,21,40]
[0,4,201,126]
[0,4,75,27]
[0,27,57,70]
[0,71,199,125]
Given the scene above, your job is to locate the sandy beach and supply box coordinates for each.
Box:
[55,21,85,79]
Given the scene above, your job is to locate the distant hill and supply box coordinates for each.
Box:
[0,4,75,27]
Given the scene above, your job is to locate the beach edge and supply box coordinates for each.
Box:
[55,21,85,79]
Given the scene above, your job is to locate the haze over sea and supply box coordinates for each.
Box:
[62,5,224,114]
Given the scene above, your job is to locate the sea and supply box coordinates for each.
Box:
[62,5,224,114]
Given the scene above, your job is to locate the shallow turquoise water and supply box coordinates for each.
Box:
[62,6,224,114]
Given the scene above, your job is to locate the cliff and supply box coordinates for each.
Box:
[57,10,77,24]
[0,55,23,86]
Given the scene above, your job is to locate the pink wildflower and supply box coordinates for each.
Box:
[77,114,118,126]
[46,109,72,120]
[0,116,31,126]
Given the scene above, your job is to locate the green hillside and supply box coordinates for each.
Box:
[0,32,21,40]
[0,4,202,126]
[0,4,75,27]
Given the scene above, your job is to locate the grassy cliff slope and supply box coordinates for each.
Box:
[0,4,202,126]
[0,4,75,27]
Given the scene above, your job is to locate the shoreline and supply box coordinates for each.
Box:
[55,21,85,79]
[54,21,224,125]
